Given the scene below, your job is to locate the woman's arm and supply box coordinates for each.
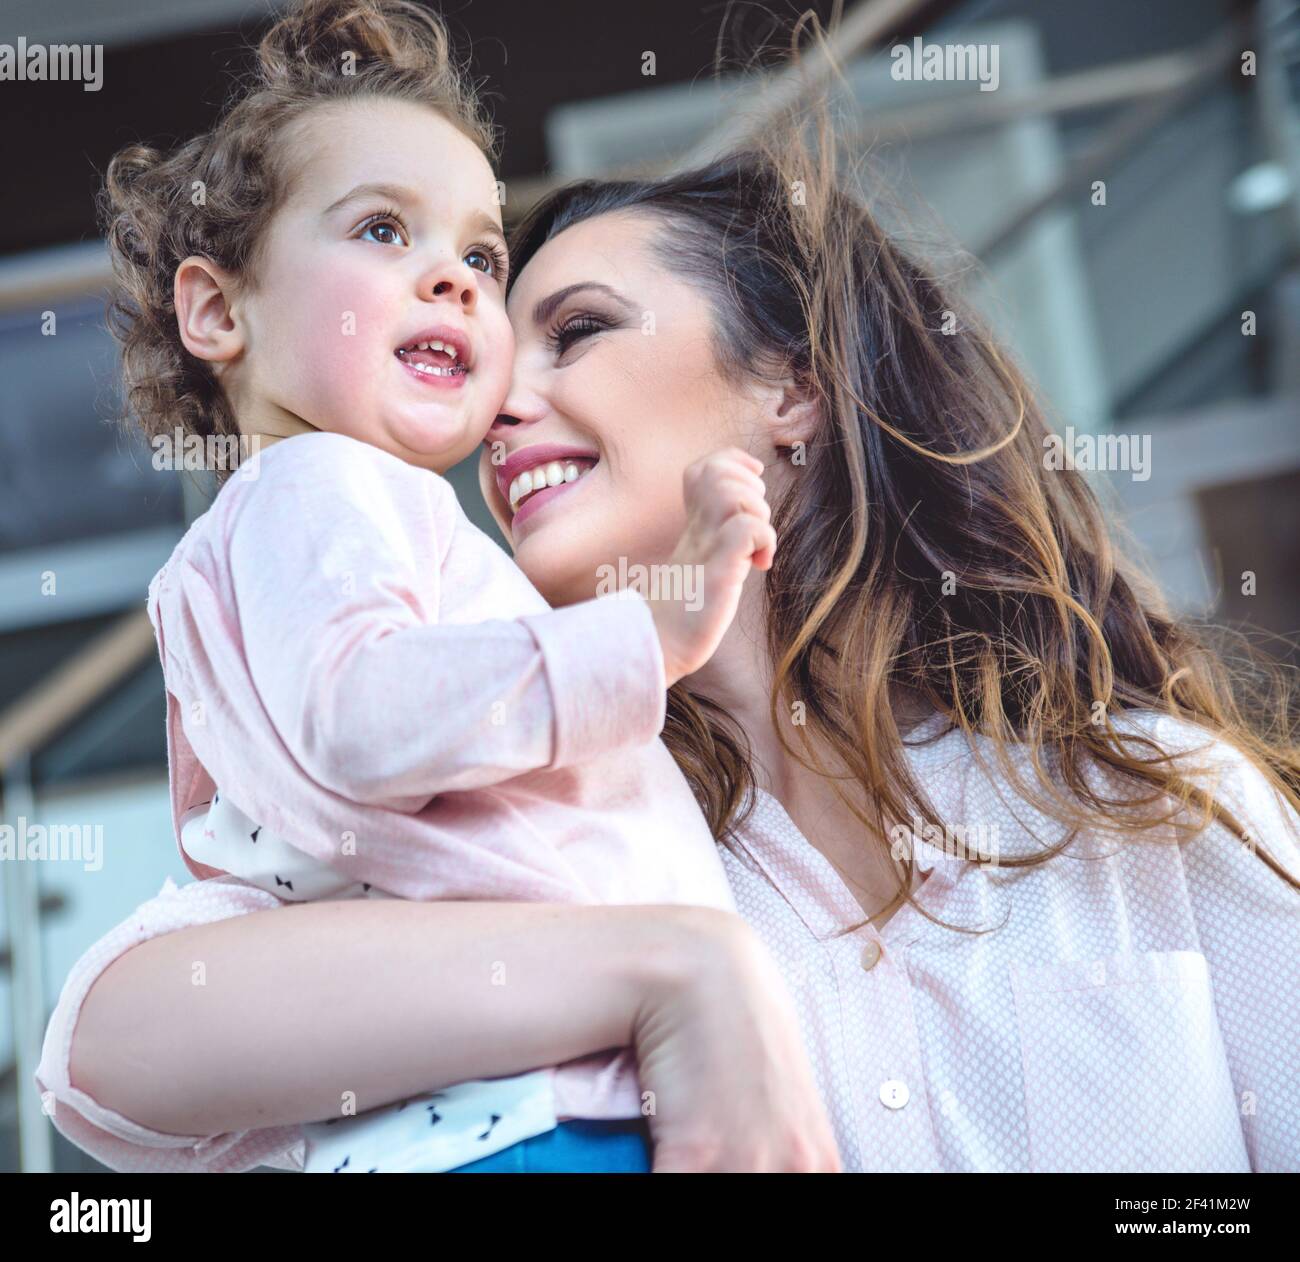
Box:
[62,887,840,1171]
[71,896,704,1135]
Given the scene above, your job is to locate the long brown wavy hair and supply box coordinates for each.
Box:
[508,51,1300,930]
[99,0,494,460]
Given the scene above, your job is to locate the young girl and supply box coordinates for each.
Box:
[85,0,787,1174]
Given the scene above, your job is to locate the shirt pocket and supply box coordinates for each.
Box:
[1009,949,1250,1172]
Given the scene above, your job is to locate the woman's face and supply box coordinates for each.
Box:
[478,209,776,607]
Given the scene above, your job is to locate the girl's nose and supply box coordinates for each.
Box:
[420,260,477,312]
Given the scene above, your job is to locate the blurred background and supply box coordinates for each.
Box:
[1,0,1297,1172]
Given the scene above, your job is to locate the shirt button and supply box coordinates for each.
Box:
[879,1079,910,1110]
[860,940,882,971]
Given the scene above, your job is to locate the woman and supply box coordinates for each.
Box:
[40,122,1300,1173]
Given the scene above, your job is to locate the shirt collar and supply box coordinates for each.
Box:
[728,715,1094,941]
[731,772,967,945]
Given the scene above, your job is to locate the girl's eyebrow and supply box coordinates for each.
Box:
[531,282,633,327]
[468,210,507,246]
[322,186,506,247]
[323,180,417,216]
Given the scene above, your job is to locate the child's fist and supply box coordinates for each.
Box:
[648,448,776,686]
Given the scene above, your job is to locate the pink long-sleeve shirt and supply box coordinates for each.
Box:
[42,430,736,1143]
[36,707,1300,1172]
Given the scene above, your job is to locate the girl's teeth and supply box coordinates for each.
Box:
[508,461,589,511]
[396,339,462,371]
[407,339,457,360]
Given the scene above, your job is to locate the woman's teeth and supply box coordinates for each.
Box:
[508,461,592,513]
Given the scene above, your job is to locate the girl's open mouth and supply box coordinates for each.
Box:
[395,337,468,387]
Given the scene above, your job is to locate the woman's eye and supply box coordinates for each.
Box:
[358,217,406,246]
[551,314,607,355]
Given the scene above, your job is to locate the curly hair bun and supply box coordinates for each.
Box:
[257,0,456,85]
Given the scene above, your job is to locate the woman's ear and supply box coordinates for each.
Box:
[174,256,245,364]
[768,378,821,452]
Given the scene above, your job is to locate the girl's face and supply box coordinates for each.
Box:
[480,210,776,606]
[229,97,514,472]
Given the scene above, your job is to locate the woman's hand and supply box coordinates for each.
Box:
[634,907,842,1172]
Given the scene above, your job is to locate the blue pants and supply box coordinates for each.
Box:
[448,1118,652,1173]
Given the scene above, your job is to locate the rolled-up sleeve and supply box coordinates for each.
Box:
[34,876,305,1173]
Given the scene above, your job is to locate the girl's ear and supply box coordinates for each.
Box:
[174,256,245,364]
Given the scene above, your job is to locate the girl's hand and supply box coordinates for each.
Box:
[633,908,842,1172]
[648,449,776,686]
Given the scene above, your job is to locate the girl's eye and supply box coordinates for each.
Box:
[356,212,408,247]
[465,244,509,280]
[549,313,608,356]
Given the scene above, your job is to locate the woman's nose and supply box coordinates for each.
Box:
[489,372,547,435]
[483,378,550,479]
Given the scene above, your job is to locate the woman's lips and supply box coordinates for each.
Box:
[510,464,596,533]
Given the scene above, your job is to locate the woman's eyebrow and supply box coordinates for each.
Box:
[532,282,633,327]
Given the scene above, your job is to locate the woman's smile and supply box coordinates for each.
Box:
[502,451,601,535]
[482,210,766,607]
